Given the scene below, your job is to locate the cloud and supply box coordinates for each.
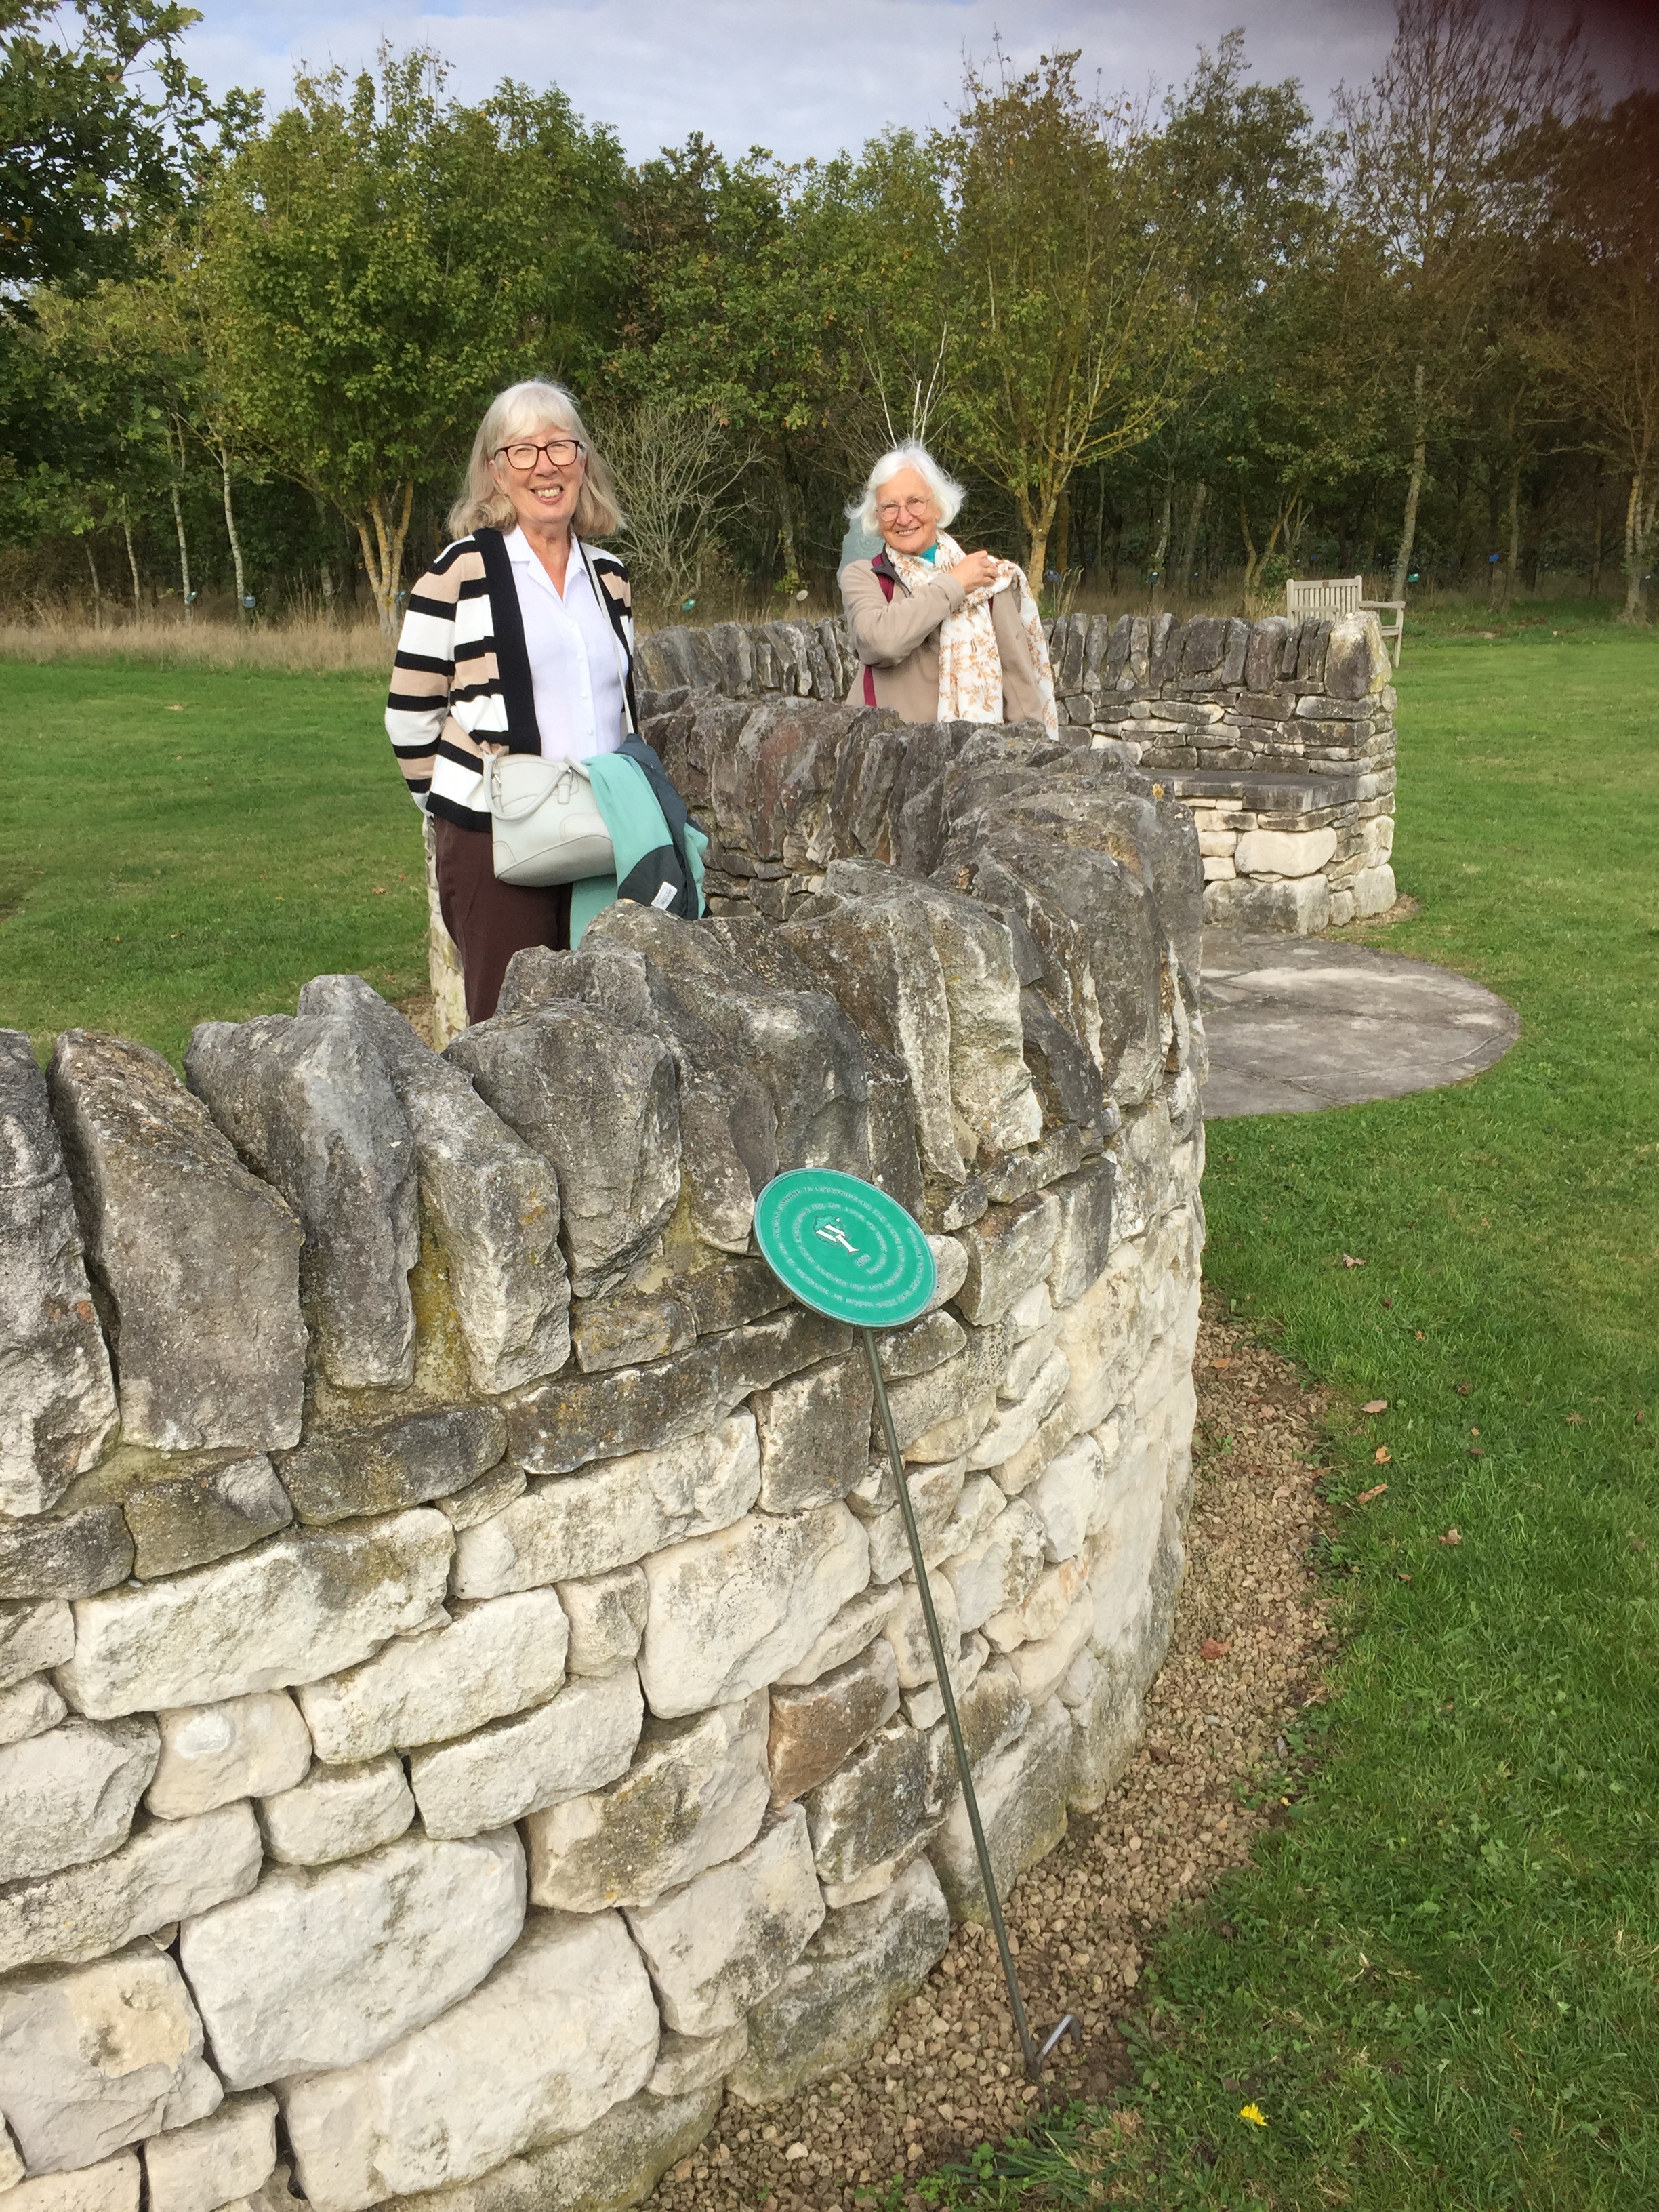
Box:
[182,0,1404,161]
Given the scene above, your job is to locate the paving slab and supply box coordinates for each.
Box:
[1201,931,1519,1119]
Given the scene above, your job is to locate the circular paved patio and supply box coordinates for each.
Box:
[1200,930,1521,1119]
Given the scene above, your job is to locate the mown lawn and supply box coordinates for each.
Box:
[974,617,1659,2209]
[0,660,428,1063]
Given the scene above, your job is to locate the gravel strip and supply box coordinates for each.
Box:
[646,1294,1337,2212]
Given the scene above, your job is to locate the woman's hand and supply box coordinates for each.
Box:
[947,549,998,595]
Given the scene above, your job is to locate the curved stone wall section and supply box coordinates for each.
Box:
[636,605,1397,933]
[0,733,1202,2212]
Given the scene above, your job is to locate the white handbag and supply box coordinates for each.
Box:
[486,752,615,886]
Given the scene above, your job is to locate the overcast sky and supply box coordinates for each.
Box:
[178,0,1658,162]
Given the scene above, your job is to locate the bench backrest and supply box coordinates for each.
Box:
[1286,575,1364,617]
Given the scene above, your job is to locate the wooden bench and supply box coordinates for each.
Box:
[1286,575,1404,670]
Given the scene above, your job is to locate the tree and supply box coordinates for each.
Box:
[1335,0,1589,601]
[0,0,245,304]
[204,50,628,628]
[941,52,1192,589]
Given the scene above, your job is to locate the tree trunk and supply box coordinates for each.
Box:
[122,512,141,613]
[1176,483,1208,600]
[219,449,249,620]
[171,483,192,621]
[1053,483,1071,583]
[1589,476,1605,599]
[1499,464,1521,613]
[354,483,415,636]
[1620,464,1655,623]
[1391,361,1428,602]
[85,543,101,628]
[1150,478,1172,580]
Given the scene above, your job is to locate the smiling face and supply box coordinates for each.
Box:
[491,424,588,537]
[873,464,940,557]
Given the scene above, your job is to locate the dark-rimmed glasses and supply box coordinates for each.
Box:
[495,437,585,472]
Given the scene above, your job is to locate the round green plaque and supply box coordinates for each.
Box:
[754,1169,937,1329]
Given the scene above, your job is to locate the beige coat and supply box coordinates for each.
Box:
[840,552,1044,724]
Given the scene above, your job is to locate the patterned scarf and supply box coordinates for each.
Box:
[886,529,1059,737]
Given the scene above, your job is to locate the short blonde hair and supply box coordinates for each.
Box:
[848,440,965,537]
[448,380,624,541]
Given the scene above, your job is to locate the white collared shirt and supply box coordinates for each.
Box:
[502,527,628,762]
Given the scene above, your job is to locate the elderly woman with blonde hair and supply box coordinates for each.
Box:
[840,441,1057,734]
[386,379,640,1023]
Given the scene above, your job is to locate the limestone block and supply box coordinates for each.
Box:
[451,1416,759,1597]
[624,1803,824,2037]
[767,1643,899,1803]
[1029,1435,1107,1562]
[864,1322,1011,1458]
[853,1456,966,1583]
[1111,1102,1176,1246]
[1362,811,1395,861]
[1323,609,1391,699]
[0,1599,73,1692]
[2,2152,138,2212]
[295,975,569,1395]
[438,1464,525,1533]
[1202,855,1236,882]
[410,1667,642,1839]
[504,1307,851,1478]
[0,1802,261,1975]
[998,1319,1061,1404]
[1005,1587,1095,1706]
[773,1583,901,1689]
[277,1407,506,1528]
[1,2123,20,2190]
[445,1006,680,1300]
[0,1504,129,1606]
[0,1714,157,1884]
[672,1256,789,1338]
[186,1014,419,1391]
[279,1910,659,2212]
[1087,1434,1170,1645]
[1328,888,1355,926]
[874,1310,964,1382]
[557,1567,647,1677]
[931,1473,1007,1569]
[991,1401,1084,1497]
[922,1235,969,1313]
[966,1349,1069,1471]
[949,1656,1031,1772]
[123,1460,293,1581]
[938,1500,1046,1637]
[1046,1160,1116,1310]
[729,1857,950,2104]
[178,1826,525,2089]
[0,1944,221,2174]
[638,1502,868,1719]
[1196,829,1236,856]
[144,2093,276,2212]
[525,1691,769,1911]
[372,2086,720,2212]
[800,1717,946,1889]
[570,1294,692,1376]
[987,1552,1089,1653]
[880,1575,960,1689]
[903,1392,995,1466]
[1353,861,1397,916]
[298,1591,567,1763]
[930,1694,1071,1920]
[145,1693,308,1820]
[0,1031,118,1517]
[1203,872,1330,935]
[56,1511,453,1719]
[48,1033,306,1453]
[646,2023,747,2100]
[901,1630,987,1731]
[258,1753,413,1868]
[1233,827,1337,879]
[751,1356,872,1513]
[0,1673,65,1746]
[954,1195,1061,1327]
[1008,1282,1052,1339]
[1064,1659,1141,1813]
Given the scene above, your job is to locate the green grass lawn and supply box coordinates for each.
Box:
[0,661,429,1063]
[985,619,1659,2209]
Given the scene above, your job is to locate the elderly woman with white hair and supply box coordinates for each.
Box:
[840,441,1057,734]
[386,380,650,1023]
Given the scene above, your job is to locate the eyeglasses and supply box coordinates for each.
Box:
[495,437,585,472]
[876,496,933,522]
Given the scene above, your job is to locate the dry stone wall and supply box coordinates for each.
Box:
[636,604,1398,933]
[1,705,1205,2212]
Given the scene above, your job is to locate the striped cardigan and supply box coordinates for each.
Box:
[386,528,639,831]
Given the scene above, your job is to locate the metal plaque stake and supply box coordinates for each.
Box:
[753,1169,1076,2084]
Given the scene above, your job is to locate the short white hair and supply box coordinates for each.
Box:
[848,441,965,536]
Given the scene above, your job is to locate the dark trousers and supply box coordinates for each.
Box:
[432,816,571,1025]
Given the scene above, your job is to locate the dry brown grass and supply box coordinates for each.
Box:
[0,613,395,676]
